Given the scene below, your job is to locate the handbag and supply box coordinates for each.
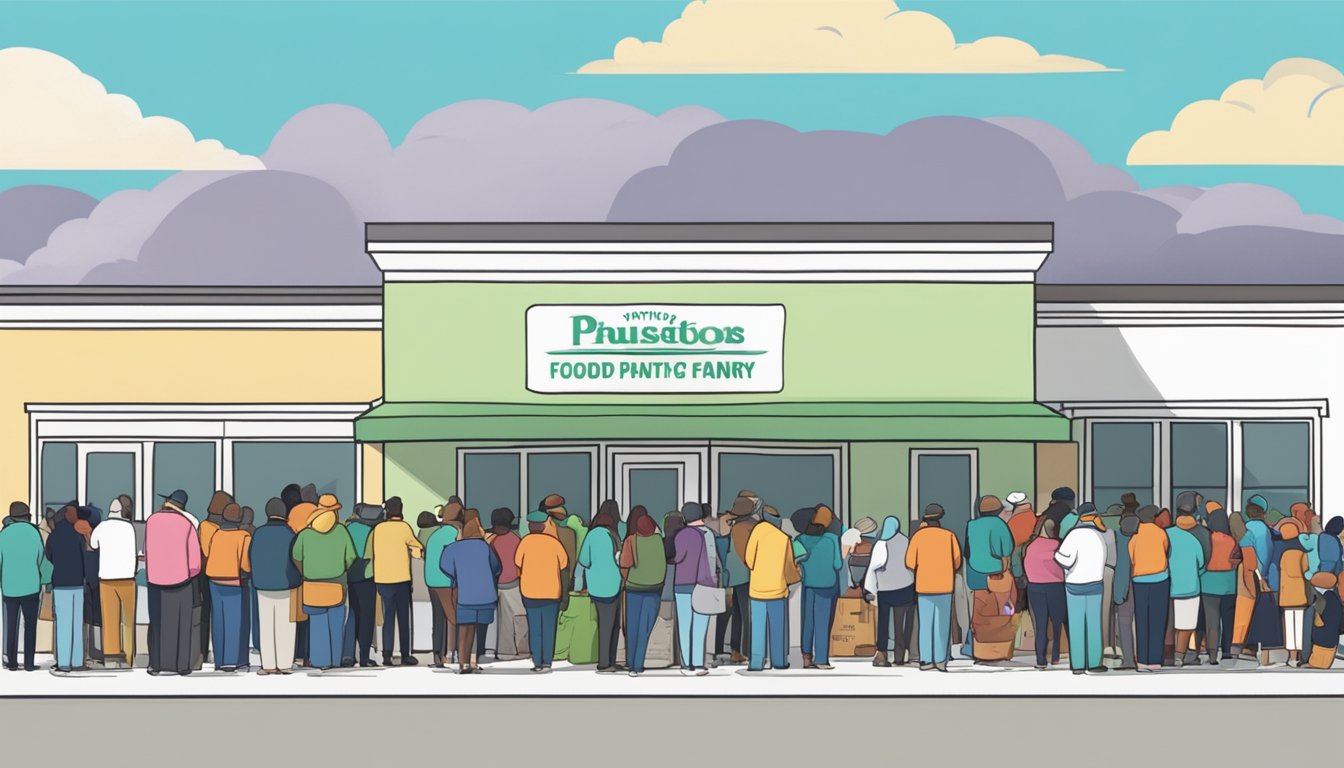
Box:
[692,528,727,615]
[302,580,345,608]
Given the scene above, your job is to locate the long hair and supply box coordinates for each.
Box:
[625,505,651,544]
[1027,517,1057,549]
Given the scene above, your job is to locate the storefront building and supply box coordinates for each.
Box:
[356,223,1073,536]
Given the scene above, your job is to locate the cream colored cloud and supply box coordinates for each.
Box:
[578,0,1111,75]
[0,47,263,170]
[1129,58,1344,165]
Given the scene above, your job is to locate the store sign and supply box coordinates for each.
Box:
[526,304,785,393]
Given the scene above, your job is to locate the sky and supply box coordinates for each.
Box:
[1,0,1341,214]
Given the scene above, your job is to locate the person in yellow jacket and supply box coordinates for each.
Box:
[744,505,796,672]
[515,510,569,672]
[905,504,962,672]
[368,496,423,666]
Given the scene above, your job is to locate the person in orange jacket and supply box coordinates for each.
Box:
[905,503,962,672]
[515,510,569,672]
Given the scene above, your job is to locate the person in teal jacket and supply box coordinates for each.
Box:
[577,502,623,672]
[423,510,460,668]
[964,496,1015,658]
[794,504,843,669]
[1167,511,1207,666]
[0,502,52,671]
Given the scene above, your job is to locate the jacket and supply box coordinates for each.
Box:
[1112,530,1134,604]
[1023,538,1064,584]
[1278,546,1310,608]
[745,522,793,600]
[489,530,521,583]
[423,525,460,588]
[1165,525,1206,598]
[45,521,87,588]
[620,533,666,592]
[863,527,913,593]
[1241,520,1273,575]
[292,511,357,583]
[368,519,424,584]
[0,520,52,597]
[964,516,1013,590]
[1055,525,1109,585]
[1128,523,1170,583]
[439,538,502,607]
[1201,530,1238,596]
[203,527,252,583]
[905,524,962,595]
[144,507,202,587]
[248,519,300,591]
[88,517,137,580]
[796,531,843,590]
[577,527,622,599]
[345,519,375,583]
[671,525,717,587]
[515,531,568,600]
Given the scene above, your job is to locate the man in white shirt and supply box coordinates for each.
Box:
[89,495,139,668]
[1054,509,1110,675]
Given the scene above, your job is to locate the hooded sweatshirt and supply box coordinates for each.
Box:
[964,514,1014,590]
[796,528,844,590]
[368,518,424,584]
[204,523,252,584]
[1055,519,1109,585]
[863,516,914,595]
[45,520,87,588]
[1274,526,1309,607]
[292,511,356,583]
[439,537,502,608]
[745,521,794,600]
[1165,517,1207,598]
[1129,521,1171,584]
[1241,518,1273,576]
[1318,518,1344,575]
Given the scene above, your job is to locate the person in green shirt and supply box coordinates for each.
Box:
[794,504,843,669]
[577,501,623,672]
[423,505,461,668]
[292,506,356,671]
[619,511,665,676]
[0,502,52,671]
[964,495,1015,661]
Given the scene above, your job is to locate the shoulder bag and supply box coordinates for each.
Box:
[692,527,727,615]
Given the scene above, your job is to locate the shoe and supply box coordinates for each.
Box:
[873,652,891,668]
[360,660,381,668]
[1207,659,1220,666]
[680,667,695,676]
[1072,669,1086,675]
[400,656,419,666]
[815,664,834,671]
[340,659,356,668]
[628,670,641,677]
[219,666,236,673]
[801,653,813,668]
[730,652,748,665]
[934,663,948,672]
[3,665,15,672]
[279,669,293,675]
[775,664,791,671]
[531,666,544,673]
[257,669,274,676]
[1088,666,1109,674]
[744,667,764,673]
[1135,665,1154,673]
[179,670,192,676]
[695,667,710,676]
[22,665,37,672]
[147,669,162,676]
[920,663,935,671]
[1035,664,1048,671]
[72,665,90,672]
[459,667,473,674]
[382,656,394,666]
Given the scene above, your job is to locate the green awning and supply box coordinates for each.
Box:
[355,401,1071,443]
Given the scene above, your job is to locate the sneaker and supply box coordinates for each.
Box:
[360,660,381,668]
[1034,664,1047,671]
[628,670,641,677]
[815,664,834,671]
[744,667,765,673]
[257,669,274,676]
[531,666,544,673]
[934,663,948,672]
[679,667,696,676]
[872,652,891,668]
[278,669,294,675]
[400,656,419,666]
[1072,669,1086,675]
[695,668,710,676]
[1088,666,1109,674]
[340,659,356,668]
[920,663,935,671]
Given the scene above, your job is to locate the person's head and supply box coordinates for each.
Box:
[109,495,134,520]
[787,507,812,537]
[1278,519,1301,540]
[417,511,439,530]
[1325,516,1344,538]
[812,504,835,531]
[463,507,481,530]
[635,513,657,537]
[978,495,1004,519]
[1077,503,1105,531]
[462,518,486,540]
[7,501,29,522]
[878,515,901,541]
[590,503,619,533]
[526,510,548,534]
[664,513,686,539]
[42,507,55,527]
[490,507,515,532]
[1175,510,1197,530]
[922,503,945,526]
[1137,504,1160,524]
[62,505,78,526]
[1004,491,1028,513]
[1207,505,1231,536]
[1106,503,1126,519]
[207,490,233,521]
[854,516,879,538]
[76,505,92,522]
[352,503,384,524]
[1036,518,1058,541]
[1120,492,1139,514]
[539,493,567,520]
[265,497,287,521]
[1051,487,1076,508]
[160,489,189,515]
[440,500,464,525]
[240,506,255,530]
[1175,491,1199,517]
[1245,494,1268,520]
[300,484,318,505]
[1228,511,1248,542]
[384,496,404,520]
[1120,515,1141,537]
[763,505,781,529]
[315,494,341,520]
[222,502,243,528]
[280,484,302,511]
[627,505,651,537]
[681,501,707,527]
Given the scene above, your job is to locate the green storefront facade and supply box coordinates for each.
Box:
[357,223,1073,539]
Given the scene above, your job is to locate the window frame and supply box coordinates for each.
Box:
[456,444,601,522]
[909,448,979,529]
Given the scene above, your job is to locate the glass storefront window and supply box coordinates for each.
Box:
[1171,423,1228,510]
[461,452,521,524]
[1091,422,1154,510]
[232,441,356,521]
[40,442,76,512]
[153,442,216,521]
[716,452,836,530]
[1242,421,1310,519]
[526,452,592,522]
[915,452,973,547]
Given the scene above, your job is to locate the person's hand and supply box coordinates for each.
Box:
[863,590,876,604]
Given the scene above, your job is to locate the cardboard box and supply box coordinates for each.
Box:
[831,593,876,657]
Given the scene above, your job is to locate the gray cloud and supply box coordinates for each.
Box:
[0,185,97,278]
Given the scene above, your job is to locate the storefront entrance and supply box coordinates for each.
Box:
[77,442,143,517]
[609,447,707,527]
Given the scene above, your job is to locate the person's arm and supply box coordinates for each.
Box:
[241,533,252,574]
[577,532,593,570]
[904,536,918,573]
[951,535,962,573]
[618,536,635,570]
[1053,536,1077,569]
[440,547,456,583]
[830,534,844,573]
[489,548,502,582]
[1128,537,1138,570]
[556,537,569,571]
[407,526,424,559]
[514,539,526,572]
[186,530,202,578]
[291,532,304,572]
[863,541,887,595]
[89,527,101,551]
[1195,541,1206,576]
[744,528,759,571]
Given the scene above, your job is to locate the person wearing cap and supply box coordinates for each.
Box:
[844,516,879,588]
[744,503,797,672]
[1319,517,1344,577]
[538,494,579,613]
[250,497,301,674]
[203,502,252,672]
[144,490,202,676]
[718,493,761,665]
[1164,509,1206,667]
[424,501,463,668]
[341,502,382,668]
[864,515,914,667]
[369,496,424,666]
[905,503,962,671]
[1043,487,1076,531]
[1056,509,1111,674]
[1128,505,1171,672]
[1006,492,1037,550]
[1241,495,1273,572]
[292,496,356,671]
[88,495,137,669]
[578,501,624,673]
[794,504,842,670]
[0,502,51,671]
[486,507,525,661]
[1305,571,1341,668]
[1200,503,1238,665]
[964,495,1014,662]
[515,510,569,672]
[1272,519,1310,667]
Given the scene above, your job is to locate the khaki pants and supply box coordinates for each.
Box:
[495,582,526,660]
[258,590,296,671]
[99,579,136,665]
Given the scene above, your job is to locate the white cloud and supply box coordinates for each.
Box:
[578,0,1111,75]
[1129,57,1344,165]
[0,47,263,170]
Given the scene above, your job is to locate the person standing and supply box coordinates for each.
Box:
[1112,514,1140,670]
[250,497,300,675]
[423,502,462,668]
[1128,505,1171,672]
[438,518,501,673]
[1042,488,1076,531]
[46,506,89,674]
[368,496,424,666]
[1273,520,1310,667]
[515,510,568,672]
[1055,509,1110,674]
[0,502,50,671]
[670,502,719,675]
[742,501,798,673]
[1200,504,1238,665]
[577,502,623,673]
[718,493,761,666]
[795,504,843,670]
[1306,572,1341,668]
[1166,511,1207,667]
[203,502,252,672]
[343,503,382,668]
[486,507,524,661]
[1024,519,1066,670]
[864,515,915,667]
[538,495,579,613]
[619,511,666,676]
[88,495,137,669]
[144,491,201,676]
[905,504,962,672]
[964,495,1014,663]
[291,497,355,671]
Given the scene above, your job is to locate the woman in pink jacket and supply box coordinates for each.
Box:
[1023,518,1066,670]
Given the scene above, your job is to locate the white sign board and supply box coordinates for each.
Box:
[526,304,785,394]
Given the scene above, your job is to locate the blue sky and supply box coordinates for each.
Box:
[2,0,1342,216]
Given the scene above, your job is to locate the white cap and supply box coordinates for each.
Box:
[1005,492,1029,507]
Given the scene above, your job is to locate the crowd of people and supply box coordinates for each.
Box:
[0,482,1339,677]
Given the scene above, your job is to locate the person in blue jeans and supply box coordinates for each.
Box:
[744,505,793,672]
[619,512,666,676]
[1054,509,1111,674]
[45,506,88,673]
[671,502,717,675]
[905,504,961,672]
[793,505,843,670]
[305,604,346,669]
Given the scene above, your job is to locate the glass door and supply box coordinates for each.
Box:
[611,450,706,531]
[910,450,977,548]
[77,443,144,519]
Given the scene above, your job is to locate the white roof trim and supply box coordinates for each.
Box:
[1038,302,1344,327]
[0,304,381,329]
[1049,399,1329,419]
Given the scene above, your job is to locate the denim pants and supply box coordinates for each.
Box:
[749,598,787,670]
[673,586,711,668]
[917,592,953,665]
[1027,582,1067,666]
[801,585,839,665]
[209,582,247,669]
[523,597,559,667]
[376,582,412,660]
[3,594,38,669]
[53,586,85,669]
[1133,578,1171,666]
[305,604,346,669]
[625,590,661,673]
[1065,580,1104,670]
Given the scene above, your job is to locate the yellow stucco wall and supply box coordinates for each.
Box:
[0,329,382,503]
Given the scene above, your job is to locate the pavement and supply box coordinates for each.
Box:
[8,649,1344,697]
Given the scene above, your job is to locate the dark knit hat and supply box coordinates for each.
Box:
[681,501,707,522]
[923,503,945,521]
[1051,487,1076,502]
[978,495,1004,516]
[490,507,516,529]
[354,503,384,523]
[1137,504,1160,523]
[265,497,287,520]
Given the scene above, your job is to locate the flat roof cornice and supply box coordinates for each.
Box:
[366,222,1055,244]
